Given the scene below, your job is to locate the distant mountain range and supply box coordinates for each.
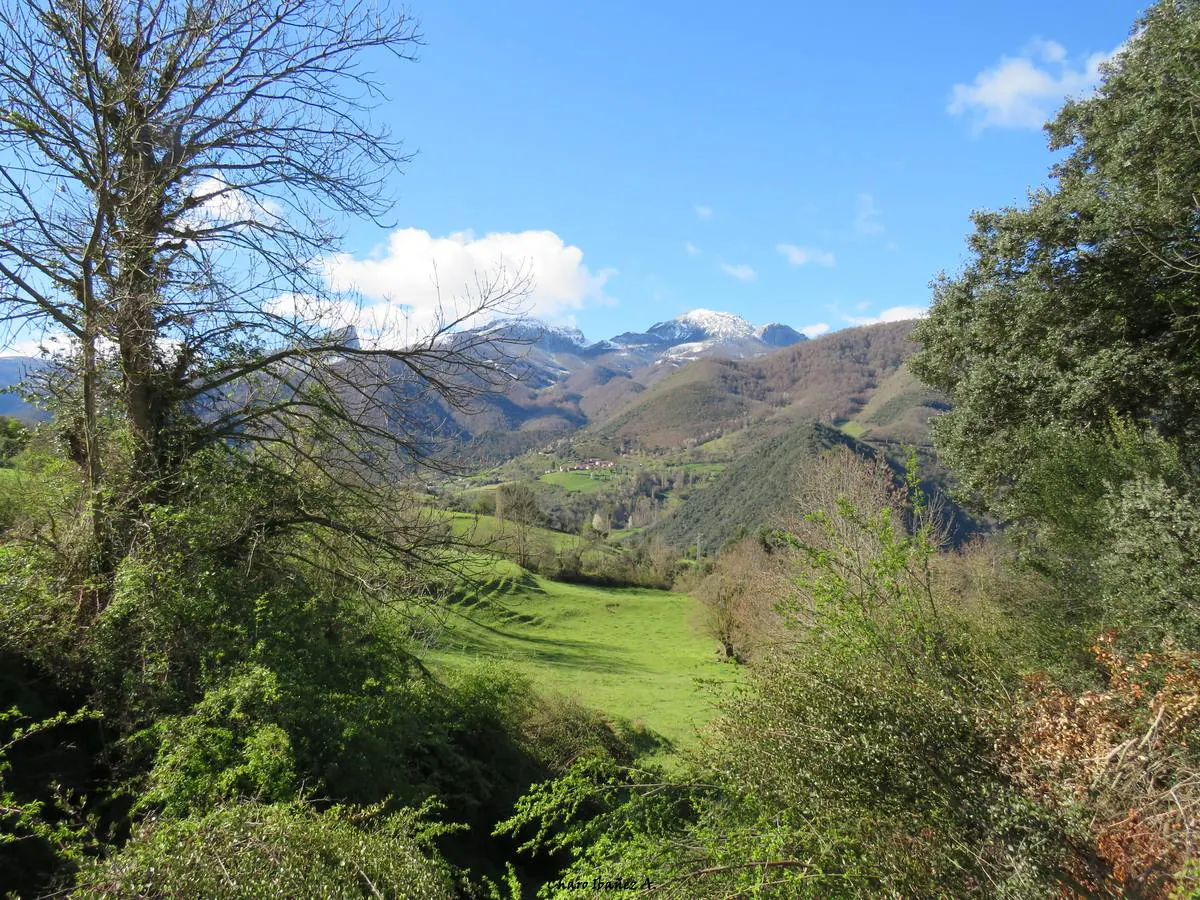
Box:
[417,309,804,434]
[469,317,973,549]
[0,314,964,544]
[465,308,806,375]
[0,309,810,442]
[0,357,45,420]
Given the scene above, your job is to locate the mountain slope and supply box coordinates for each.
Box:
[426,309,811,442]
[0,357,46,420]
[653,422,979,552]
[596,359,768,448]
[589,320,925,452]
[654,422,854,552]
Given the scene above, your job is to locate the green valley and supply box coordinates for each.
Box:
[3,0,1198,897]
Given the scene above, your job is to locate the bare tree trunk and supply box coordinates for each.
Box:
[77,267,107,617]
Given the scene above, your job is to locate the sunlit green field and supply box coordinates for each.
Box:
[433,509,585,552]
[425,560,738,753]
[537,470,614,493]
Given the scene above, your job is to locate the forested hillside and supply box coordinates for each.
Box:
[592,319,926,450]
[1,0,1198,898]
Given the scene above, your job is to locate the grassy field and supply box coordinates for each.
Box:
[425,561,738,754]
[537,470,614,493]
[606,525,643,541]
[434,509,584,552]
[674,461,727,476]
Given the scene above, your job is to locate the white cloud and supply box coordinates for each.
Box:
[319,228,615,347]
[776,243,836,267]
[694,204,714,221]
[685,241,700,257]
[719,262,756,282]
[1026,37,1067,64]
[844,305,927,326]
[186,175,281,228]
[0,333,65,357]
[800,323,830,338]
[948,38,1119,131]
[855,193,884,236]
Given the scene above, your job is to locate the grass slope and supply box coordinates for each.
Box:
[426,561,737,751]
[597,359,763,449]
[536,470,613,493]
[435,510,584,552]
[839,364,948,447]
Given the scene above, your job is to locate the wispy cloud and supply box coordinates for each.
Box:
[720,262,756,282]
[855,193,884,236]
[0,332,67,358]
[685,241,700,257]
[800,323,830,338]
[948,37,1121,132]
[694,204,714,221]
[844,305,926,326]
[776,243,836,267]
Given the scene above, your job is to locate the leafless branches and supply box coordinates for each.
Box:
[0,0,534,602]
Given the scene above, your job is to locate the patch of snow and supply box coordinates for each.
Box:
[663,339,715,360]
[677,309,755,340]
[478,318,588,347]
[648,309,757,345]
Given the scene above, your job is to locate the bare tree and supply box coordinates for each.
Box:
[694,537,782,662]
[495,481,542,570]
[778,446,948,633]
[0,0,530,604]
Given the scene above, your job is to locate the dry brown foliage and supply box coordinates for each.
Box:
[1008,633,1200,896]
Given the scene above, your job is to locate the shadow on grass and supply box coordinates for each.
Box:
[439,619,644,675]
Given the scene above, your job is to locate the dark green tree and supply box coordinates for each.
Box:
[911,0,1200,520]
[0,416,28,464]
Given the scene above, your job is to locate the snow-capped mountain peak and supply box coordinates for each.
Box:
[478,318,587,350]
[453,308,805,371]
[679,309,756,338]
[648,309,756,344]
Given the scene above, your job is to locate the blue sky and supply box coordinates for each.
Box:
[324,0,1141,342]
[0,1,1144,356]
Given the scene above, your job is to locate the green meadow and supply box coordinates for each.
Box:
[537,469,613,493]
[425,559,738,752]
[434,509,585,552]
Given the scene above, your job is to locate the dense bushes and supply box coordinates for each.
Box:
[501,420,1200,895]
[73,800,459,898]
[0,438,658,895]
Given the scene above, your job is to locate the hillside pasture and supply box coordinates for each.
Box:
[426,564,738,752]
[537,470,614,493]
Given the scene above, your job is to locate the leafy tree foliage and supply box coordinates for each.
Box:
[73,799,459,898]
[0,415,29,463]
[911,0,1200,518]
